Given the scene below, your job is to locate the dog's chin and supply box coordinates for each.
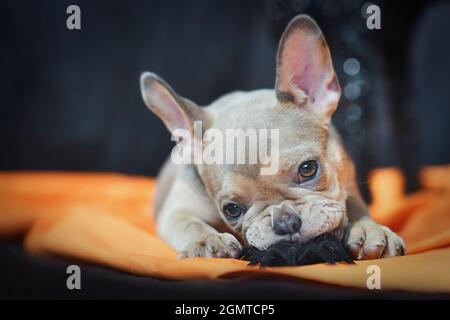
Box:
[244,199,347,251]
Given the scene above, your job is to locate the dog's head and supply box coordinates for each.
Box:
[141,15,349,250]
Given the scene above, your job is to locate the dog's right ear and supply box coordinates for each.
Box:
[140,72,206,135]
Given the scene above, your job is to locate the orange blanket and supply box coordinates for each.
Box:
[0,167,449,293]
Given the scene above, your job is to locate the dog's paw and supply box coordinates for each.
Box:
[177,232,242,259]
[344,219,406,260]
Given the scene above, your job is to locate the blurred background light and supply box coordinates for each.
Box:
[346,103,363,120]
[343,58,361,76]
[344,82,362,100]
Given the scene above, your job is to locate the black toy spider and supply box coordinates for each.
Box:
[240,233,354,267]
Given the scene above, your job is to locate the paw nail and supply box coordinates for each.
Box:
[363,245,382,259]
[347,244,362,258]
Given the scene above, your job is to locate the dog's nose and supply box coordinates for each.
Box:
[273,213,302,235]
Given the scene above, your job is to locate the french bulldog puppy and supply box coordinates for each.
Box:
[140,15,406,260]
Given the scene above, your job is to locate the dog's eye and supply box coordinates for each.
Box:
[223,203,246,219]
[298,160,318,182]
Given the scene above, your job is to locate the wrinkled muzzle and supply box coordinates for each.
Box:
[244,197,347,250]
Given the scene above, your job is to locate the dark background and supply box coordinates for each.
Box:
[1,0,450,300]
[2,0,450,199]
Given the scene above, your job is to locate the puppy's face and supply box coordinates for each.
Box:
[197,93,348,250]
[141,15,348,250]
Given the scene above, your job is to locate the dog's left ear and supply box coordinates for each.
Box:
[275,15,340,122]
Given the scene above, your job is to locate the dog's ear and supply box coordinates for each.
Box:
[275,15,340,121]
[140,72,207,135]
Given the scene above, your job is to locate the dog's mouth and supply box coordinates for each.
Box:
[244,215,303,250]
[286,232,300,242]
[244,198,347,251]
